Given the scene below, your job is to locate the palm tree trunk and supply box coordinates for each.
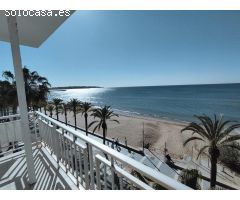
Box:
[103,128,106,145]
[210,155,217,188]
[74,107,77,130]
[3,107,6,116]
[12,106,17,114]
[64,108,67,125]
[85,113,88,136]
[56,107,59,121]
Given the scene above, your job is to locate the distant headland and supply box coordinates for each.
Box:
[50,86,102,91]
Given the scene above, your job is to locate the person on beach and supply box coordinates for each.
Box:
[111,138,115,149]
[165,153,175,168]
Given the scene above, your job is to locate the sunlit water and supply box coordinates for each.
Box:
[49,84,240,122]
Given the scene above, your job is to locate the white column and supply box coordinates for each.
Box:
[7,16,36,184]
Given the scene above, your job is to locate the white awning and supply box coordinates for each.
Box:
[0,10,74,48]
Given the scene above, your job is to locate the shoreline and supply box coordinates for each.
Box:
[114,110,189,127]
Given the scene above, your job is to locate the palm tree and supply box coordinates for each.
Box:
[22,67,51,110]
[1,71,17,115]
[219,142,240,173]
[178,169,201,189]
[52,98,63,121]
[181,114,240,189]
[68,98,81,130]
[42,101,47,115]
[62,103,69,125]
[80,102,92,136]
[89,106,119,145]
[2,71,15,84]
[46,103,54,118]
[2,67,51,111]
[0,80,17,115]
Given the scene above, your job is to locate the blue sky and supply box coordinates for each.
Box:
[1,10,240,87]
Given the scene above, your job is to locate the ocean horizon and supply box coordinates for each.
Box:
[49,83,240,123]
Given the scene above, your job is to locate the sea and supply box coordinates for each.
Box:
[49,83,240,123]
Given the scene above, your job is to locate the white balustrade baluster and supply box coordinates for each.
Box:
[78,148,83,185]
[88,144,95,190]
[119,175,123,190]
[55,129,61,166]
[59,131,63,163]
[65,138,70,171]
[52,124,56,154]
[83,147,90,190]
[104,165,107,190]
[74,137,78,179]
[95,158,101,190]
[61,130,66,164]
[130,182,134,190]
[111,157,115,190]
[70,138,74,174]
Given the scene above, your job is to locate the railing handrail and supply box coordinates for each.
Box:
[36,111,191,190]
[0,112,34,121]
[95,154,153,190]
[0,114,20,120]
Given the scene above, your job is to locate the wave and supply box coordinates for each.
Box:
[113,108,141,116]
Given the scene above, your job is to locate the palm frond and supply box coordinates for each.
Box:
[220,135,240,144]
[216,119,235,138]
[183,137,205,146]
[197,145,209,159]
[110,119,120,124]
[181,122,210,140]
[218,124,240,141]
[220,143,240,151]
[195,115,213,137]
[92,123,101,133]
[88,120,98,128]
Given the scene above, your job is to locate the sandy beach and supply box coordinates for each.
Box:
[51,111,202,159]
[47,110,240,189]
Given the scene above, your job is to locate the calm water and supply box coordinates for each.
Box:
[49,83,240,122]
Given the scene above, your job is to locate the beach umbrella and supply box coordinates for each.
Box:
[0,10,74,184]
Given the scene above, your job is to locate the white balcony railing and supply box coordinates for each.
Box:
[36,111,191,190]
[0,114,23,155]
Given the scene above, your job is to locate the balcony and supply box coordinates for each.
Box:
[0,112,190,190]
[0,148,77,190]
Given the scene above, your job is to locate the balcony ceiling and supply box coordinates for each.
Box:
[0,10,74,48]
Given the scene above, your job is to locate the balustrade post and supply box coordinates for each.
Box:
[104,165,107,190]
[78,148,83,185]
[73,136,79,182]
[88,144,95,190]
[55,129,61,168]
[83,148,90,190]
[111,157,115,190]
[96,158,101,189]
[34,113,38,146]
[119,175,123,190]
[59,130,63,164]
